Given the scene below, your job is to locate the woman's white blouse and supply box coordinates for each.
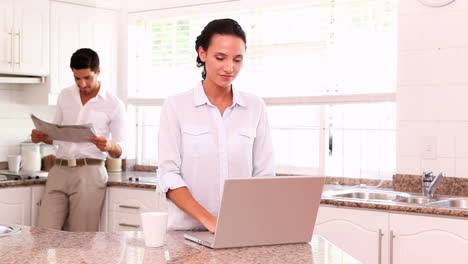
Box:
[157,83,275,230]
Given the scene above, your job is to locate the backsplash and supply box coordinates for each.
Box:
[0,85,55,161]
[325,174,468,197]
[324,176,393,189]
[397,1,468,178]
[0,84,24,104]
[393,174,468,197]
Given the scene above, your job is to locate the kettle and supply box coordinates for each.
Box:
[20,142,41,173]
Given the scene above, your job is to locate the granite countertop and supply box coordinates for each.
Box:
[0,226,360,264]
[321,196,468,218]
[322,185,468,218]
[0,171,157,189]
[2,174,468,218]
[107,171,157,189]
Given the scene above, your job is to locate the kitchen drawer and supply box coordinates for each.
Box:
[108,211,142,232]
[108,187,159,213]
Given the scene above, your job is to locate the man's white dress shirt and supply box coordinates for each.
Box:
[157,83,275,230]
[53,84,127,160]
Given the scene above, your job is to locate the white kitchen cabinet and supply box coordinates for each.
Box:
[106,187,165,232]
[315,206,389,264]
[30,185,45,226]
[0,186,31,225]
[390,213,468,264]
[316,205,468,264]
[0,0,49,75]
[48,1,119,103]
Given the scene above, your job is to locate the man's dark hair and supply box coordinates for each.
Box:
[195,18,246,79]
[70,48,100,72]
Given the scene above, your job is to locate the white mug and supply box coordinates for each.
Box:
[7,155,22,172]
[140,212,168,247]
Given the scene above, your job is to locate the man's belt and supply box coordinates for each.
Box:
[55,158,105,167]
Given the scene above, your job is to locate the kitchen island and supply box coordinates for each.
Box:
[0,226,360,263]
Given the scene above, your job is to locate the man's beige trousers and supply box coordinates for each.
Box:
[37,163,107,231]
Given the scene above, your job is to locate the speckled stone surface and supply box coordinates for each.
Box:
[133,165,158,172]
[0,226,360,264]
[107,171,157,189]
[393,174,468,196]
[0,177,47,187]
[325,176,393,188]
[0,171,157,189]
[320,197,468,218]
[4,172,468,218]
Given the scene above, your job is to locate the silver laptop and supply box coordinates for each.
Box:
[184,176,325,248]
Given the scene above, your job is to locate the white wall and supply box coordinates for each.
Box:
[0,84,24,104]
[0,84,55,161]
[397,1,468,178]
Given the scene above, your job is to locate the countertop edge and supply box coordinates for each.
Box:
[2,178,467,218]
[320,198,468,218]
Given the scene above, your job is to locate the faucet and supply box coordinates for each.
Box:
[422,172,446,197]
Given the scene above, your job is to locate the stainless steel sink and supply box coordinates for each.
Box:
[325,189,411,203]
[325,189,443,205]
[325,188,468,209]
[395,196,439,205]
[427,198,468,209]
[0,224,21,237]
[331,191,403,201]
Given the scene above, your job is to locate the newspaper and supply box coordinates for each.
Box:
[31,114,97,143]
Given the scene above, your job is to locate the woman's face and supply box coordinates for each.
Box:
[198,34,245,89]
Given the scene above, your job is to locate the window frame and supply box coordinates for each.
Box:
[129,92,396,175]
[126,0,398,176]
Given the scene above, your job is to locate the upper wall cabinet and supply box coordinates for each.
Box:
[49,1,119,103]
[0,0,49,76]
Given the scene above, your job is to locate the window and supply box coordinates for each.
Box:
[127,0,398,179]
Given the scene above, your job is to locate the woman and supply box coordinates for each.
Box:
[157,18,275,232]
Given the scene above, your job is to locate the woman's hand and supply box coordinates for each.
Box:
[202,215,217,233]
[167,187,218,233]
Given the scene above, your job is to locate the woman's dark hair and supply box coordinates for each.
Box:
[70,48,100,72]
[195,18,246,79]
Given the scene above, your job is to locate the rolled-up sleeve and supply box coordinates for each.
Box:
[156,98,187,193]
[110,100,127,158]
[252,99,276,177]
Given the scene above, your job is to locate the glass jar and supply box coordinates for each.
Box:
[20,142,41,173]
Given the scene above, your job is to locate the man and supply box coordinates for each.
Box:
[31,48,126,232]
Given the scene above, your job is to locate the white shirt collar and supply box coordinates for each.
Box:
[193,82,247,108]
[72,82,106,102]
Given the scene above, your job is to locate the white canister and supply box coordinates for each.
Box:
[20,143,41,172]
[106,158,122,172]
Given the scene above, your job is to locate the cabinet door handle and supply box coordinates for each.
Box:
[119,205,140,210]
[8,30,13,64]
[15,31,21,66]
[378,229,384,264]
[118,223,140,228]
[389,230,395,264]
[328,124,333,156]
